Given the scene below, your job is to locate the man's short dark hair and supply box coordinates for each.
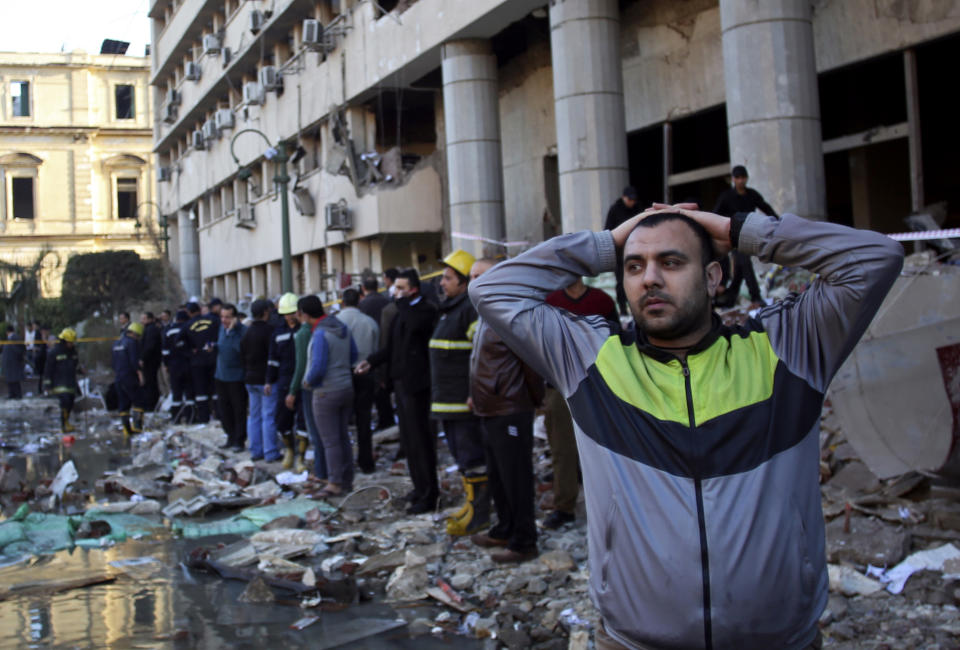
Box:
[162,309,172,318]
[731,165,748,178]
[251,299,271,319]
[208,297,223,308]
[384,268,399,281]
[185,302,200,315]
[362,276,379,292]
[175,310,189,322]
[623,186,638,200]
[298,295,324,318]
[342,288,360,307]
[397,268,420,289]
[221,303,237,317]
[120,311,130,320]
[144,311,155,320]
[631,213,717,267]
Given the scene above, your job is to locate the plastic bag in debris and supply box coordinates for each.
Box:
[174,497,335,539]
[50,461,79,499]
[74,511,164,547]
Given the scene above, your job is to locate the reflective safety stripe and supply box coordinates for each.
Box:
[267,360,280,367]
[166,328,181,336]
[185,400,196,405]
[195,395,209,401]
[170,401,182,407]
[466,319,479,342]
[162,350,170,356]
[431,402,471,413]
[275,333,292,342]
[428,339,473,350]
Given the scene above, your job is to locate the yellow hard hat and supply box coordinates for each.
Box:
[128,322,144,336]
[58,328,77,343]
[277,292,299,315]
[442,249,476,278]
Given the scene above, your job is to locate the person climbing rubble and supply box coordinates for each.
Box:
[112,322,145,436]
[42,328,83,433]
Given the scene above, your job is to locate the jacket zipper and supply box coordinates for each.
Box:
[683,360,713,650]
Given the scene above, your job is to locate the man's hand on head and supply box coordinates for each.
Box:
[611,202,702,248]
[634,203,734,257]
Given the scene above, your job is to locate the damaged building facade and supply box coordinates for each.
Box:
[0,51,156,297]
[150,0,960,300]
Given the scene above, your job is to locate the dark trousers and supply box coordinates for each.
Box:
[313,387,355,489]
[216,379,248,447]
[544,387,580,514]
[443,418,486,474]
[716,251,763,306]
[482,411,537,553]
[168,362,194,415]
[374,382,394,430]
[395,382,437,507]
[352,373,376,472]
[190,363,215,422]
[7,381,22,399]
[57,392,75,415]
[116,377,142,413]
[274,378,297,437]
[142,364,160,411]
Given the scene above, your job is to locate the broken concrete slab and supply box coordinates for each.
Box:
[828,564,884,596]
[826,515,911,567]
[356,548,406,576]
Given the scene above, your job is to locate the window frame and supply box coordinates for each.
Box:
[112,171,141,220]
[4,167,39,221]
[115,84,136,120]
[10,80,31,118]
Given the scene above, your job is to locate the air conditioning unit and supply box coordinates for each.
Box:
[324,201,351,230]
[221,47,232,68]
[202,34,221,55]
[214,108,235,130]
[243,81,263,105]
[202,119,218,141]
[166,88,181,106]
[293,187,316,216]
[158,167,171,182]
[259,66,281,91]
[302,19,322,49]
[249,9,264,34]
[191,130,205,150]
[236,204,256,229]
[162,103,178,124]
[185,61,201,81]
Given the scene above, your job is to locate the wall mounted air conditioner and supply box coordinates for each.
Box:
[324,201,351,230]
[192,130,205,150]
[158,167,171,182]
[202,119,218,141]
[162,103,178,124]
[214,108,235,130]
[166,88,180,106]
[302,19,322,49]
[236,204,256,229]
[185,61,201,81]
[202,34,222,55]
[249,10,264,34]
[293,187,316,216]
[259,66,281,91]
[243,81,263,105]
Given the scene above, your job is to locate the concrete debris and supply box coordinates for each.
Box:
[238,575,275,603]
[828,564,884,596]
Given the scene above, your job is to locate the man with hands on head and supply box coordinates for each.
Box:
[469,201,903,649]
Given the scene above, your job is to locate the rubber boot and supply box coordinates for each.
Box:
[281,433,295,469]
[61,408,76,434]
[120,412,133,437]
[446,474,491,536]
[131,407,145,433]
[294,435,309,474]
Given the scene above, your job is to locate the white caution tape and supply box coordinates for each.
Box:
[888,228,960,242]
[451,231,529,248]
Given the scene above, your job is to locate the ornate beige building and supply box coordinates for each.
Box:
[0,51,157,298]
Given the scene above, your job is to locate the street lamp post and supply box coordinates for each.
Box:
[231,129,293,293]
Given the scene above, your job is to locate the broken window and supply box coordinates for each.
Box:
[11,81,30,117]
[11,177,35,219]
[116,178,138,219]
[115,85,135,119]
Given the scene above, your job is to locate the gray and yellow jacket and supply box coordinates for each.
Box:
[429,292,478,419]
[469,213,903,649]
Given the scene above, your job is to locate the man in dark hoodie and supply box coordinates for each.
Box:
[242,299,280,461]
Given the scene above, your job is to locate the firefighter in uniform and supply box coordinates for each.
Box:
[181,302,219,423]
[163,310,194,422]
[429,250,491,535]
[112,322,144,435]
[43,328,83,433]
[266,293,303,468]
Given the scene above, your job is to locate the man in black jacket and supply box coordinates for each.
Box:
[358,268,439,514]
[180,302,219,423]
[241,299,280,461]
[163,310,193,422]
[359,276,394,431]
[712,165,778,307]
[139,312,163,411]
[604,187,643,316]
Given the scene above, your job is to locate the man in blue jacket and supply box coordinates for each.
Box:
[470,203,903,649]
[215,303,247,451]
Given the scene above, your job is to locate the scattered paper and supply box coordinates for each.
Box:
[275,471,308,485]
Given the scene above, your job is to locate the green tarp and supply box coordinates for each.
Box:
[174,497,334,539]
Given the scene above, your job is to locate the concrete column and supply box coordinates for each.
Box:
[292,256,304,294]
[304,252,323,294]
[550,0,629,232]
[324,247,337,295]
[225,274,238,302]
[720,0,825,219]
[350,239,371,275]
[236,271,247,300]
[177,210,201,298]
[266,262,282,296]
[251,265,266,298]
[441,39,505,257]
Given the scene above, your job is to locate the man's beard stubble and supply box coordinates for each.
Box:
[630,282,712,344]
